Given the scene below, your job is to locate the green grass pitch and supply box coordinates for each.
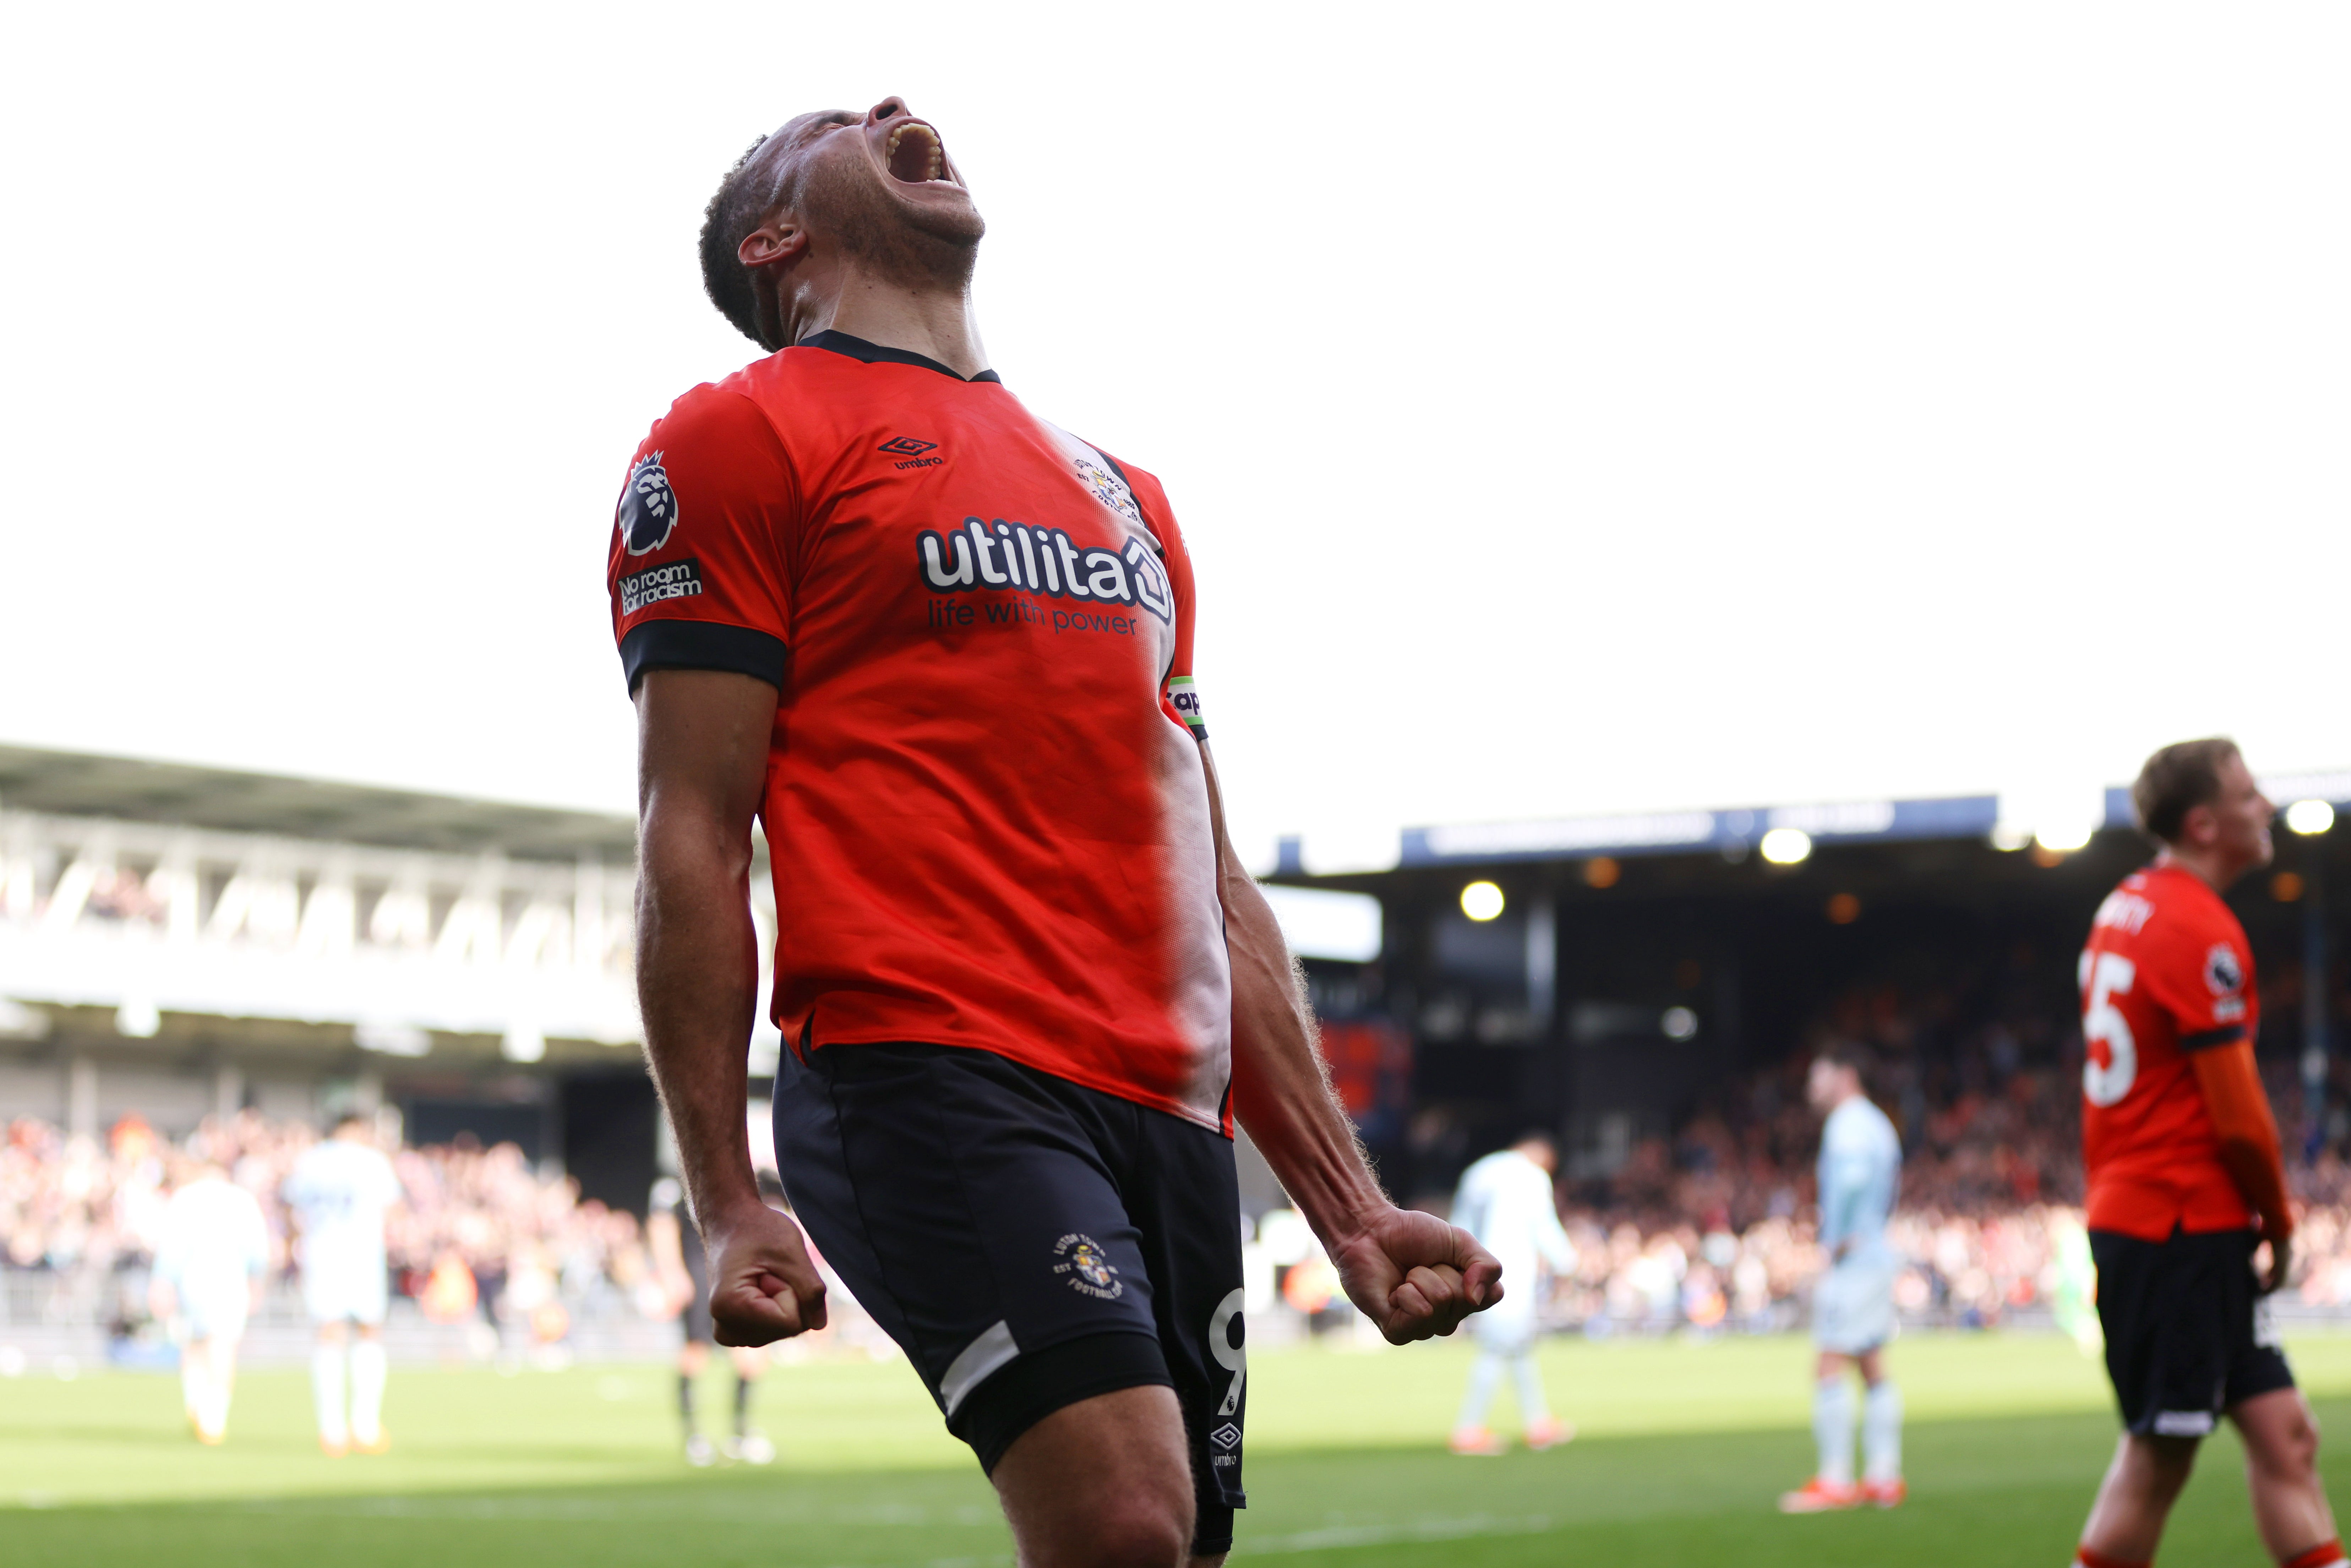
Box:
[10,1332,2351,1564]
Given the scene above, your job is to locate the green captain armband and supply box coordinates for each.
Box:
[1166,676,1206,739]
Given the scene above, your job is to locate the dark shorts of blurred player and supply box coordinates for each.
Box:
[653,1175,774,1466]
[776,1041,1248,1557]
[2091,1225,2294,1438]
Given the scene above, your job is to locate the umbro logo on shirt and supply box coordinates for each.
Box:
[878,436,943,469]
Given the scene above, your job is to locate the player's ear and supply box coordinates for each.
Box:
[738,220,808,270]
[738,219,809,353]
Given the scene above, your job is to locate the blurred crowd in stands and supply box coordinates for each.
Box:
[1517,967,2351,1330]
[0,1110,659,1340]
[12,959,2351,1345]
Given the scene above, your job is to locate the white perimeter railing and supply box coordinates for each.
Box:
[0,810,777,1061]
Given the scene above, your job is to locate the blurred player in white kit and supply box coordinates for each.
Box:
[1448,1133,1577,1455]
[150,1155,269,1444]
[282,1111,404,1455]
[1780,1046,1907,1512]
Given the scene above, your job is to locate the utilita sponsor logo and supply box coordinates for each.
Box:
[619,558,704,614]
[915,518,1172,623]
[878,435,942,470]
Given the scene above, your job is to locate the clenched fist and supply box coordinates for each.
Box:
[701,1200,829,1346]
[1329,1204,1503,1344]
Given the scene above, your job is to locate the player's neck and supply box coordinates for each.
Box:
[2156,845,2244,893]
[797,274,988,380]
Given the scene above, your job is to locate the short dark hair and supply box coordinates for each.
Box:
[699,134,784,349]
[2132,738,2241,845]
[1813,1042,1872,1088]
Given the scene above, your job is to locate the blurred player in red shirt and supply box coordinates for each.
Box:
[2071,740,2342,1568]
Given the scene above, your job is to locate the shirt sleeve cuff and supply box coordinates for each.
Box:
[2180,1023,2249,1052]
[620,620,786,693]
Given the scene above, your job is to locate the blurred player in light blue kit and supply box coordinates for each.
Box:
[1781,1046,1907,1511]
[150,1155,269,1445]
[1448,1133,1577,1455]
[282,1112,404,1456]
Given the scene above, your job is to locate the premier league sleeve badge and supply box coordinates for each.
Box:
[618,452,680,556]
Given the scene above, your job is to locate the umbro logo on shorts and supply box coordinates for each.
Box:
[1210,1422,1241,1451]
[878,436,943,469]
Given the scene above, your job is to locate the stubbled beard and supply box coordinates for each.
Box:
[797,154,984,291]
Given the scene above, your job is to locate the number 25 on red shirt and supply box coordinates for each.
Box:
[2082,951,2139,1108]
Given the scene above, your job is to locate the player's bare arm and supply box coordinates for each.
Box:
[633,666,826,1345]
[1199,743,1501,1343]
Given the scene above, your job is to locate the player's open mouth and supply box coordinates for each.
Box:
[885,121,950,184]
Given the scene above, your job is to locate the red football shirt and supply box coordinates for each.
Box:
[2078,862,2260,1239]
[607,333,1232,1131]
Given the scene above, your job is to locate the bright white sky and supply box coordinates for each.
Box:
[5,4,2346,870]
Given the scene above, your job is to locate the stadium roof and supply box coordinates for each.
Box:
[1276,770,2351,877]
[0,744,635,862]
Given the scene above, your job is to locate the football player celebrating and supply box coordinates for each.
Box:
[2070,740,2342,1568]
[611,97,1501,1566]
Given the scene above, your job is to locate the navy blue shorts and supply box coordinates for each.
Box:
[2091,1226,2296,1438]
[774,1042,1247,1555]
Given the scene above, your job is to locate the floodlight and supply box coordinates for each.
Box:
[1460,881,1505,922]
[1760,828,1812,865]
[2286,799,2336,836]
[0,998,50,1040]
[355,1022,432,1058]
[501,1020,547,1063]
[2034,823,2094,853]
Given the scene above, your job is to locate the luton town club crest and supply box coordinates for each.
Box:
[1052,1233,1123,1299]
[1073,455,1144,527]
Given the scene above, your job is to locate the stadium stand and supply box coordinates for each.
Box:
[0,744,740,1206]
[9,746,2351,1366]
[1269,777,2351,1192]
[1265,774,2351,1334]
